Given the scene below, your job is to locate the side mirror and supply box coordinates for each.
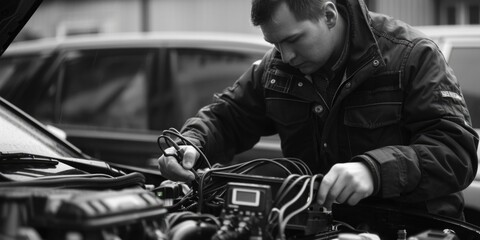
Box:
[46,125,67,140]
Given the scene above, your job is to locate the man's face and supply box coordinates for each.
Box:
[261,2,335,75]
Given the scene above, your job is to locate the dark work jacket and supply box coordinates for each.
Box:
[180,0,479,219]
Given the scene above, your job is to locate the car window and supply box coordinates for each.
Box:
[34,49,154,131]
[0,55,43,97]
[170,48,263,122]
[448,46,480,128]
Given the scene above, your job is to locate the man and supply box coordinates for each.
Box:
[158,0,478,220]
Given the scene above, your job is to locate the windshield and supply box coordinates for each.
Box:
[0,102,81,158]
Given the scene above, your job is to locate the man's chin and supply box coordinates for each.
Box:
[297,66,317,75]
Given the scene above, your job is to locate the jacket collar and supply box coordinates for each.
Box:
[338,0,385,75]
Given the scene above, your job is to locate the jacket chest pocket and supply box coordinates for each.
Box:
[345,102,402,129]
[343,72,405,154]
[344,100,404,155]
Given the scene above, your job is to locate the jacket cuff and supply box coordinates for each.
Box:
[352,154,381,196]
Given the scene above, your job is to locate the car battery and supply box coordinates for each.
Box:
[0,187,167,240]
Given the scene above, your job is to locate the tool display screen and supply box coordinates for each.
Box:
[232,188,260,207]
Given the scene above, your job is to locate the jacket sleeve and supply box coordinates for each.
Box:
[179,52,277,165]
[365,39,478,201]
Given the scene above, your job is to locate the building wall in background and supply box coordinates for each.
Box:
[16,0,476,41]
[373,0,436,26]
[18,0,142,40]
[18,0,264,40]
[148,0,262,36]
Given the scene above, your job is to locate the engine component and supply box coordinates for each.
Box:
[0,187,167,240]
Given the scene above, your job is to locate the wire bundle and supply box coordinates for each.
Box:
[267,174,323,239]
[156,129,324,239]
[162,211,221,232]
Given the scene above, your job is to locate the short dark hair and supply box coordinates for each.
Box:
[251,0,327,26]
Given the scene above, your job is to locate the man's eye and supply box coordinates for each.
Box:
[287,37,298,43]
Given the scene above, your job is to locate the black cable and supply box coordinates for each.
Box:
[274,175,310,208]
[282,157,312,175]
[197,168,213,213]
[274,174,301,203]
[161,128,212,168]
[236,158,293,175]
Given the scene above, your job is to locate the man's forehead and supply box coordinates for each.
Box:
[261,26,289,44]
[259,2,299,44]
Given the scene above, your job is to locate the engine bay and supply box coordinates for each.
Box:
[1,129,479,240]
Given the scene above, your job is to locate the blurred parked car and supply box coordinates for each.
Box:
[0,32,282,170]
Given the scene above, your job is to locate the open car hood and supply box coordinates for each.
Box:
[0,0,42,56]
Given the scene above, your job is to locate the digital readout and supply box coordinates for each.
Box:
[232,188,260,207]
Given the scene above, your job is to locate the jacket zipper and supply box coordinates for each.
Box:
[331,56,376,106]
[313,75,330,111]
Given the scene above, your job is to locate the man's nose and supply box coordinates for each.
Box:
[279,44,295,65]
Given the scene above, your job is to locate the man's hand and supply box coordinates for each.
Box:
[316,162,374,209]
[157,145,199,182]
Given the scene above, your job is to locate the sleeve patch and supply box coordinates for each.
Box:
[440,91,463,101]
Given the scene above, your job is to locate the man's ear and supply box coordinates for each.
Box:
[323,1,338,29]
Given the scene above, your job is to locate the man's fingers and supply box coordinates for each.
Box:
[158,146,196,182]
[335,184,353,204]
[317,172,337,208]
[317,163,374,209]
[164,156,195,181]
[346,192,366,206]
[181,145,198,169]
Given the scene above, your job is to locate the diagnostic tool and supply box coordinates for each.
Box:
[225,182,272,214]
[213,182,273,239]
